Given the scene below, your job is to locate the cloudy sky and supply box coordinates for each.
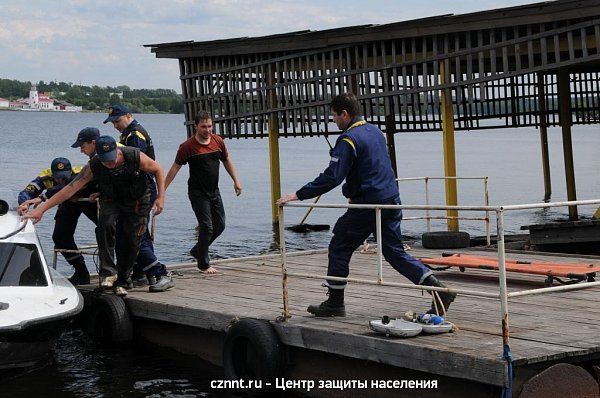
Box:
[1,0,541,92]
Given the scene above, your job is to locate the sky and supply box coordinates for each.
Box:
[0,0,543,92]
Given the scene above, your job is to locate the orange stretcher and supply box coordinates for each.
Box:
[420,253,599,286]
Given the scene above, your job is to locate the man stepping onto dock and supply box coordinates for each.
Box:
[277,92,456,317]
[24,136,167,297]
[165,111,242,274]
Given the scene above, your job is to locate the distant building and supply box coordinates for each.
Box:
[55,100,83,112]
[0,98,9,108]
[109,92,124,99]
[9,100,27,109]
[10,85,81,112]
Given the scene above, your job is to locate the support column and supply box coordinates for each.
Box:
[267,70,282,225]
[385,75,398,177]
[537,73,552,202]
[385,117,398,177]
[558,69,578,220]
[439,60,459,231]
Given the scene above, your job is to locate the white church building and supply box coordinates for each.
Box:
[9,85,81,111]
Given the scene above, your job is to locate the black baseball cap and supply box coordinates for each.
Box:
[51,157,72,180]
[103,104,129,124]
[95,136,118,162]
[71,127,100,148]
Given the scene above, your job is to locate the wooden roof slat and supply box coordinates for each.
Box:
[147,1,600,58]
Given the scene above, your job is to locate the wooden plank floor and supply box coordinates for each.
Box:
[106,246,600,387]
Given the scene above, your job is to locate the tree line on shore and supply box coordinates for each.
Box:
[0,78,183,114]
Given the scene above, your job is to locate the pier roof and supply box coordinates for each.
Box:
[147,0,598,221]
[147,0,600,139]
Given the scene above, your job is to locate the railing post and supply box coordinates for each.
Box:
[497,208,510,344]
[52,250,58,270]
[376,207,383,284]
[484,177,491,246]
[425,177,431,232]
[496,208,513,393]
[278,205,290,320]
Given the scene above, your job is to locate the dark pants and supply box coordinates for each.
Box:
[326,198,432,289]
[52,201,98,269]
[117,182,167,277]
[96,192,151,285]
[188,189,226,270]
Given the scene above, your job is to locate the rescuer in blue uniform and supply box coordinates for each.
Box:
[277,92,456,317]
[104,105,173,292]
[23,136,167,297]
[18,157,97,285]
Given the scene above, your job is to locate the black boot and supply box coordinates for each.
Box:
[307,288,346,317]
[69,262,90,285]
[422,275,456,314]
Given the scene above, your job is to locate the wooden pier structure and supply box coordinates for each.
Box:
[146,0,600,228]
[134,1,600,395]
[79,246,600,397]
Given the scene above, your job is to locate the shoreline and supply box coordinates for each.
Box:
[0,108,183,115]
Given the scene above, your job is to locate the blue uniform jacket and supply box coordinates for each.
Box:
[18,166,89,204]
[296,119,399,204]
[119,120,150,155]
[119,120,156,193]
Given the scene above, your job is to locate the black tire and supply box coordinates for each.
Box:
[422,231,470,249]
[85,293,133,344]
[222,318,284,382]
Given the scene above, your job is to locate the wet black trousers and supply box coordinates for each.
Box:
[52,201,98,269]
[188,189,226,270]
[96,192,151,285]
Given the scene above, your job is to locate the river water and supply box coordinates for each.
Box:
[0,110,598,396]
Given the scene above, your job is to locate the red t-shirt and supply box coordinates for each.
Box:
[175,134,229,195]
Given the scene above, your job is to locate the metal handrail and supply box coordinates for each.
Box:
[278,198,600,382]
[396,176,490,246]
[51,245,98,269]
[0,219,28,240]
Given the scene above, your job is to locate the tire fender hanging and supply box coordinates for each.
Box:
[85,293,133,344]
[222,318,284,382]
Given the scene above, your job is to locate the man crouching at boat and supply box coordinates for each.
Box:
[23,136,166,297]
[277,92,456,317]
[17,157,97,285]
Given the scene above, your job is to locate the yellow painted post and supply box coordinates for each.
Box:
[439,60,459,231]
[267,71,282,225]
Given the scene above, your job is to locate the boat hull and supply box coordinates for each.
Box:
[0,317,73,371]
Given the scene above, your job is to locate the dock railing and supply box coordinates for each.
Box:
[397,176,491,246]
[278,198,600,386]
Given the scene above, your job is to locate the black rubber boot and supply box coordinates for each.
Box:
[422,275,456,314]
[307,288,346,317]
[69,262,90,285]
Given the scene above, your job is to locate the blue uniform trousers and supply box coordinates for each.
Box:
[326,198,432,289]
[53,201,98,268]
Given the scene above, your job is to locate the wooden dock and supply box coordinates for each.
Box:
[79,246,600,397]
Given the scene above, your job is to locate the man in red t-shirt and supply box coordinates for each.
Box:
[165,111,242,274]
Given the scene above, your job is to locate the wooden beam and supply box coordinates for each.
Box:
[267,68,282,225]
[558,69,578,220]
[439,59,459,231]
[537,73,552,202]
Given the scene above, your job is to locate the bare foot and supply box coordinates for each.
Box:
[199,266,219,275]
